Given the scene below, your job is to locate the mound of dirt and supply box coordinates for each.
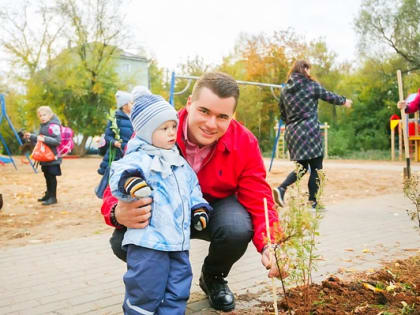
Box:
[250,254,420,315]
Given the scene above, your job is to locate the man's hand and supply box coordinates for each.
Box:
[261,246,288,279]
[114,197,152,229]
[114,141,122,149]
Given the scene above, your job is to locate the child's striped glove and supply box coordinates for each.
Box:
[124,177,152,199]
[192,208,209,231]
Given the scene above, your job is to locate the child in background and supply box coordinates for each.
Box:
[24,106,62,205]
[397,89,420,113]
[109,90,212,314]
[97,90,134,176]
[96,90,134,199]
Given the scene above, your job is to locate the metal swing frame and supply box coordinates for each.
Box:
[0,94,37,173]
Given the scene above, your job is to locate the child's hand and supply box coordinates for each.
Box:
[124,177,152,199]
[37,135,45,142]
[114,141,122,149]
[192,208,209,231]
[397,100,407,110]
[23,132,31,139]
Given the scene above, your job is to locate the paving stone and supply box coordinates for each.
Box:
[0,192,419,313]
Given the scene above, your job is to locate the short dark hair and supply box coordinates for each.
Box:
[191,72,240,110]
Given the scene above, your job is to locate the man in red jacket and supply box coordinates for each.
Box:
[102,72,281,312]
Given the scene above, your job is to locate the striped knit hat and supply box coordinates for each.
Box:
[130,91,178,144]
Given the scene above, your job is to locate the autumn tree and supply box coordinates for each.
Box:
[355,0,420,71]
[46,0,131,155]
[171,56,212,110]
[0,1,64,80]
[0,0,133,155]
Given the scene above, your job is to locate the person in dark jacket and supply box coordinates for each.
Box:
[273,60,352,209]
[24,106,62,205]
[96,91,134,199]
[98,91,134,176]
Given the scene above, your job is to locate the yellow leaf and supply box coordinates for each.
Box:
[363,282,384,293]
[362,248,370,253]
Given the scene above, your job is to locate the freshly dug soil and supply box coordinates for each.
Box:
[237,254,419,314]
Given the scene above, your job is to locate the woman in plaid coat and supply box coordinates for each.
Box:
[273,60,352,209]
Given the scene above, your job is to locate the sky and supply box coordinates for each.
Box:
[124,0,363,70]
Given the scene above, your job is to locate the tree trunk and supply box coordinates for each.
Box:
[73,134,89,156]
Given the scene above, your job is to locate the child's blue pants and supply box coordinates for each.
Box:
[123,245,192,315]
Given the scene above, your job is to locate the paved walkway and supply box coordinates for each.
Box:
[1,193,419,314]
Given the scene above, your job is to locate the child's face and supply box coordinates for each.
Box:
[122,102,133,114]
[152,120,178,149]
[38,110,53,124]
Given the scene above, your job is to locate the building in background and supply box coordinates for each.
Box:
[115,51,149,89]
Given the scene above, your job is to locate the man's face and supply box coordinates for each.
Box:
[186,87,235,147]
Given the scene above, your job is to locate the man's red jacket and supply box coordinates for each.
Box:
[101,108,279,252]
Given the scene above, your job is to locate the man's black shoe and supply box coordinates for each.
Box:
[199,272,235,312]
[42,197,57,206]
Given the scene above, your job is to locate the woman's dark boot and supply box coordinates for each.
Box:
[42,193,57,206]
[37,192,49,202]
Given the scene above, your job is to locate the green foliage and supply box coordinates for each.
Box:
[2,0,420,159]
[25,45,120,147]
[271,165,326,312]
[149,60,169,99]
[0,92,28,154]
[107,108,120,141]
[355,0,420,70]
[172,56,212,110]
[327,126,354,157]
[402,174,420,231]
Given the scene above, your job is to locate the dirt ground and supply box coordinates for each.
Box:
[0,156,408,249]
[237,254,420,314]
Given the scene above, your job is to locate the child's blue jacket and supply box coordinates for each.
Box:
[109,137,211,251]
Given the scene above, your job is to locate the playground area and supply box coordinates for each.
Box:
[0,156,413,248]
[1,156,419,314]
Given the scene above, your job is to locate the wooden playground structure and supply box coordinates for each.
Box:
[390,113,420,162]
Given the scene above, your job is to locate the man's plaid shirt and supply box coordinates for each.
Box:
[279,73,346,161]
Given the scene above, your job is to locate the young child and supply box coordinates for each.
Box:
[109,90,212,314]
[24,106,62,205]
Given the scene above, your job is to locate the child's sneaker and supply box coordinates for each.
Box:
[273,187,286,207]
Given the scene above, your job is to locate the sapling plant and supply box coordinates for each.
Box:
[270,163,326,313]
[402,173,420,231]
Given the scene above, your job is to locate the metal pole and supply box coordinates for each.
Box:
[169,71,176,106]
